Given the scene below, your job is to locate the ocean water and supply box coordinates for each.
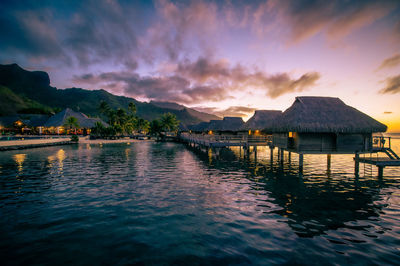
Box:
[0,140,399,265]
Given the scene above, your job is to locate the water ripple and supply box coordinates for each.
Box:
[0,142,399,264]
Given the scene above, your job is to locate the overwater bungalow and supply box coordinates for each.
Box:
[241,110,282,135]
[188,121,210,133]
[265,96,387,154]
[206,117,244,135]
[188,117,244,135]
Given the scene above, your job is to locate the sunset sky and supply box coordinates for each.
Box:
[1,0,400,131]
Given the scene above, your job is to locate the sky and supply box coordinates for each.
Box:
[1,0,400,131]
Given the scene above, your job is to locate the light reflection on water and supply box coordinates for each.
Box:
[0,141,399,265]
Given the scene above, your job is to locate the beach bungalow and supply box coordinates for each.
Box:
[0,114,50,134]
[44,108,108,135]
[265,96,387,154]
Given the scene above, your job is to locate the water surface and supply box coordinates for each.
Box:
[1,141,400,265]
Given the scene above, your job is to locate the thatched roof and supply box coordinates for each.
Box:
[189,117,244,132]
[44,108,108,128]
[0,114,49,127]
[188,121,210,132]
[264,97,387,133]
[212,117,244,131]
[241,110,282,130]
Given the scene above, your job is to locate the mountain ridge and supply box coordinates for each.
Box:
[0,64,219,126]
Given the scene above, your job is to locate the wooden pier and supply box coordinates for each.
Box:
[180,133,400,177]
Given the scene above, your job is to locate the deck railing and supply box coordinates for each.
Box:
[372,136,391,149]
[180,133,272,145]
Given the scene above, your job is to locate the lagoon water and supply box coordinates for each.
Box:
[1,140,400,265]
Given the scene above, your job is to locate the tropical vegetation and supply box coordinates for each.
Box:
[92,102,180,139]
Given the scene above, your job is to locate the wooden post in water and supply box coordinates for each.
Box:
[270,146,274,167]
[354,153,360,176]
[288,152,291,164]
[254,146,257,161]
[327,154,331,173]
[378,166,384,178]
[280,149,284,162]
[299,153,304,173]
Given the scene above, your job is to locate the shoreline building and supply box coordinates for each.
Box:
[44,108,108,135]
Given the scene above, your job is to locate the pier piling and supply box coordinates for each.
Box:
[299,153,304,173]
[354,153,360,176]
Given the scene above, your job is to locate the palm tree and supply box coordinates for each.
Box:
[136,118,150,133]
[99,101,111,115]
[64,116,80,134]
[160,113,179,134]
[149,119,163,140]
[128,102,136,114]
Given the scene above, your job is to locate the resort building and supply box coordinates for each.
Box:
[189,117,244,135]
[0,108,107,135]
[0,114,50,134]
[265,96,387,154]
[44,108,108,135]
[241,110,282,135]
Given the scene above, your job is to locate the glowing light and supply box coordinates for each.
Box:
[208,130,213,135]
[57,149,66,172]
[13,154,26,173]
[248,130,251,135]
[289,132,293,138]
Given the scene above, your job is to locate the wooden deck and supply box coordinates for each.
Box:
[180,133,272,148]
[354,157,400,167]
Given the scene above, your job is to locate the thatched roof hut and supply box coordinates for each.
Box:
[44,108,108,128]
[188,121,210,132]
[0,114,49,127]
[241,110,282,131]
[206,117,244,132]
[188,117,244,132]
[265,97,387,133]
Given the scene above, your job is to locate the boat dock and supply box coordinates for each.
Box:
[353,137,400,176]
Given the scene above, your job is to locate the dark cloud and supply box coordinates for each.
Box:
[377,54,400,70]
[380,74,400,94]
[140,0,219,63]
[176,57,320,99]
[265,0,399,44]
[73,70,228,104]
[0,0,141,67]
[0,7,67,61]
[74,56,320,104]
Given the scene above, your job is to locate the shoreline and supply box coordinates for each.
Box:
[0,136,154,151]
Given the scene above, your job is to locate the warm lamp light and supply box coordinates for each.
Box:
[208,130,213,135]
[289,132,293,138]
[248,130,251,135]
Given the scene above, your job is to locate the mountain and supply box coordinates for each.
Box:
[0,64,218,126]
[150,101,221,121]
